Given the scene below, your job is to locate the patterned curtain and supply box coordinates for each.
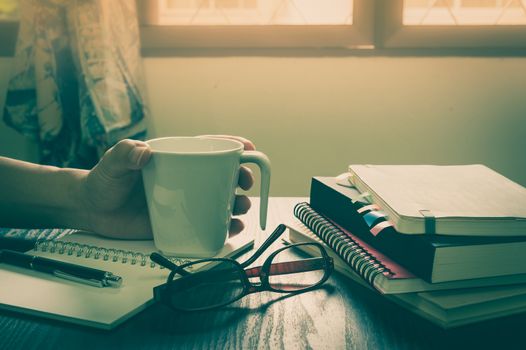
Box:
[3,0,148,168]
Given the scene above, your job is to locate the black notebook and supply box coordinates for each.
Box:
[309,176,526,283]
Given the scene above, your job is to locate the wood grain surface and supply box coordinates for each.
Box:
[1,198,525,350]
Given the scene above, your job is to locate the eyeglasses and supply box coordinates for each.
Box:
[151,224,334,311]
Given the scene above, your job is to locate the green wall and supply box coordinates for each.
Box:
[1,56,525,195]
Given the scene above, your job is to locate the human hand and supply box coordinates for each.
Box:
[81,136,255,239]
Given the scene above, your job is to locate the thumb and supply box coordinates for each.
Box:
[96,139,152,178]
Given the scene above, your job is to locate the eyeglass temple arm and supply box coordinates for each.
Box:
[244,257,329,278]
[239,224,287,268]
[169,258,328,285]
[150,252,191,276]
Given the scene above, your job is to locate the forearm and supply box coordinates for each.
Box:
[0,157,89,229]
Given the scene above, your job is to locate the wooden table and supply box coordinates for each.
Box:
[1,198,526,350]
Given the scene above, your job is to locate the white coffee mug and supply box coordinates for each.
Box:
[142,136,271,257]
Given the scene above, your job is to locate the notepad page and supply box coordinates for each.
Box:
[0,231,254,329]
[0,251,168,329]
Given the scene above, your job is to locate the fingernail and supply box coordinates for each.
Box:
[128,147,144,166]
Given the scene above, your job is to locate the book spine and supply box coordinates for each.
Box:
[294,202,392,291]
[309,177,437,282]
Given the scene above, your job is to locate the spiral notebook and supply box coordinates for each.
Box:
[286,219,526,328]
[0,230,253,330]
[292,203,526,294]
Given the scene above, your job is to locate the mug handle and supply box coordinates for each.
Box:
[240,151,271,230]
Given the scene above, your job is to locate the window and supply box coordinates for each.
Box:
[156,0,353,25]
[139,0,374,50]
[380,0,526,48]
[142,0,526,50]
[0,0,18,20]
[1,0,525,56]
[404,0,526,25]
[0,0,18,56]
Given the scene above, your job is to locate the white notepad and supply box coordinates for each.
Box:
[348,164,526,236]
[0,231,253,329]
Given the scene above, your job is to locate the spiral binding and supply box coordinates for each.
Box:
[33,240,190,269]
[294,202,393,287]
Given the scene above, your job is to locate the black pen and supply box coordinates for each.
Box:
[0,249,123,288]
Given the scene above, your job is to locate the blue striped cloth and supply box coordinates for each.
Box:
[3,0,148,168]
[0,228,75,241]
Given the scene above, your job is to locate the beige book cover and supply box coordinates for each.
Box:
[348,164,526,236]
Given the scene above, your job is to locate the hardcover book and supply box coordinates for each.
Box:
[347,164,526,236]
[309,176,526,283]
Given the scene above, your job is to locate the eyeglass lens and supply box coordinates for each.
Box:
[267,244,327,292]
[166,260,245,311]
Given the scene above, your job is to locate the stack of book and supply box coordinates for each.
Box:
[287,164,526,328]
